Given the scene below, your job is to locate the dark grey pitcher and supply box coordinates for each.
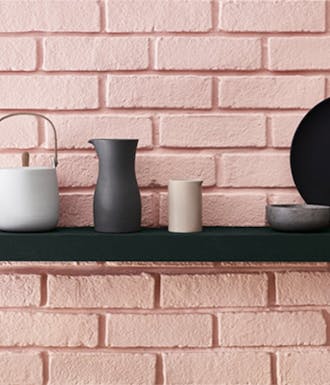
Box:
[89,139,141,233]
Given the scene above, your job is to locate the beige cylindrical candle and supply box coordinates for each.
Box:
[168,179,202,233]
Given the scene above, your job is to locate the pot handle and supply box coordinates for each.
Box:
[0,112,58,167]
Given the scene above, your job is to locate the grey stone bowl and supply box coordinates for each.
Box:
[266,204,330,232]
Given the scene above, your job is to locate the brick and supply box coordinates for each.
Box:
[219,153,294,187]
[33,154,98,187]
[0,353,42,385]
[0,76,98,110]
[203,192,267,226]
[160,114,266,148]
[49,353,156,385]
[164,352,271,385]
[278,352,330,385]
[0,153,22,168]
[161,273,268,308]
[44,37,148,71]
[156,37,261,70]
[0,275,40,306]
[45,115,152,149]
[0,38,36,70]
[59,193,93,227]
[59,193,155,227]
[106,0,211,32]
[268,192,304,206]
[0,311,98,347]
[270,114,304,147]
[219,77,325,109]
[107,75,212,109]
[0,114,38,149]
[276,272,330,305]
[219,311,326,346]
[107,314,212,347]
[160,192,267,226]
[48,274,154,308]
[269,37,330,70]
[0,0,100,32]
[137,154,215,187]
[141,193,155,227]
[219,0,325,32]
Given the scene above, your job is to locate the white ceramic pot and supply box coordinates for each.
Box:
[0,113,59,232]
[168,179,202,233]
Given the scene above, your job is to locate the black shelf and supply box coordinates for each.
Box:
[0,227,329,261]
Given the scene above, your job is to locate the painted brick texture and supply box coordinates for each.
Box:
[0,2,329,385]
[0,0,325,226]
[0,265,328,384]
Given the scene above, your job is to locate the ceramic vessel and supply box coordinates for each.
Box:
[89,139,141,233]
[0,112,59,232]
[168,179,202,233]
[266,204,330,232]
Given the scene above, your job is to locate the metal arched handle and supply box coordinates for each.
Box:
[0,112,58,167]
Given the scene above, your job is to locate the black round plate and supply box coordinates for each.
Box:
[291,98,330,205]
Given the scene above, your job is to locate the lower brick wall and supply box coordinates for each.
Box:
[0,262,329,385]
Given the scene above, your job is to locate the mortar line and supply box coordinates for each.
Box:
[155,353,164,385]
[212,313,219,347]
[98,314,107,347]
[41,351,49,385]
[267,272,276,307]
[154,273,161,309]
[40,274,48,307]
[270,352,278,385]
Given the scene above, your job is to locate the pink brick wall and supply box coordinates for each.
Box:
[2,0,327,227]
[0,262,328,385]
[0,1,329,384]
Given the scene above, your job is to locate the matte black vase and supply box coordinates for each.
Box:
[89,139,141,233]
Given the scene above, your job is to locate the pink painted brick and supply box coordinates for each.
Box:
[278,352,330,385]
[276,272,330,305]
[156,37,261,70]
[219,0,326,32]
[161,273,268,307]
[0,76,99,110]
[164,352,271,385]
[0,154,22,168]
[160,114,266,148]
[268,192,304,206]
[269,37,330,70]
[107,75,212,109]
[0,275,40,306]
[50,353,156,385]
[219,311,326,346]
[270,114,304,147]
[0,114,38,149]
[219,77,325,109]
[137,154,215,187]
[0,0,100,32]
[0,38,36,70]
[0,311,98,347]
[33,153,97,187]
[45,115,152,149]
[106,0,211,32]
[203,192,267,226]
[44,37,148,71]
[219,153,294,187]
[327,77,330,97]
[48,274,154,308]
[59,192,155,227]
[59,193,93,227]
[0,353,42,385]
[141,192,155,227]
[107,314,212,347]
[160,192,267,226]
